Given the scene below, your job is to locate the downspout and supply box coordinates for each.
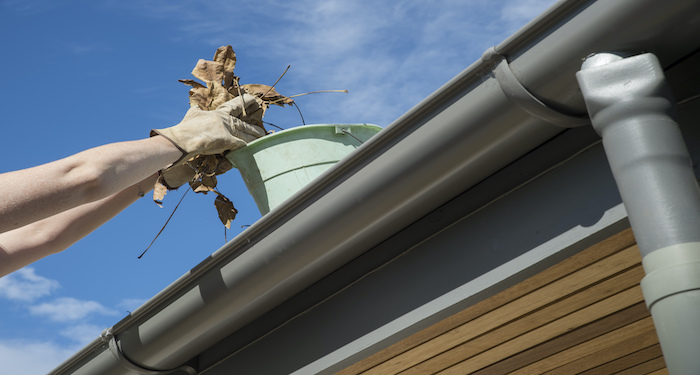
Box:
[577,52,700,374]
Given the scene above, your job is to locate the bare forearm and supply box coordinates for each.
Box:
[0,174,158,277]
[0,136,180,234]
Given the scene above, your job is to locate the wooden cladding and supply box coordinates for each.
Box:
[337,229,668,375]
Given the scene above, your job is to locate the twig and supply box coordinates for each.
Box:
[263,121,286,131]
[234,77,247,117]
[138,187,190,259]
[263,65,291,98]
[267,90,348,105]
[289,89,348,98]
[293,102,306,125]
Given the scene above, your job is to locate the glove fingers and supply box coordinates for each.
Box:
[161,163,196,189]
[231,117,266,139]
[217,94,260,118]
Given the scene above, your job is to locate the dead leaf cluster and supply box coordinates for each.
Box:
[180,45,293,113]
[144,45,350,259]
[154,45,294,229]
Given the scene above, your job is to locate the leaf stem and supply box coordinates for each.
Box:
[138,187,190,259]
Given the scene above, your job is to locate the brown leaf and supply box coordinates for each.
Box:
[153,178,168,207]
[228,76,243,97]
[215,156,233,175]
[213,45,236,72]
[178,79,206,89]
[201,174,217,188]
[190,174,217,194]
[188,155,220,176]
[191,59,224,84]
[185,84,212,109]
[180,78,213,108]
[209,81,234,110]
[241,83,294,107]
[213,45,236,89]
[214,194,237,229]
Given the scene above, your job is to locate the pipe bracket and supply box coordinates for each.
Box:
[101,328,197,375]
[482,47,589,128]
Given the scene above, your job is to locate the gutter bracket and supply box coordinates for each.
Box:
[101,328,197,375]
[482,47,589,128]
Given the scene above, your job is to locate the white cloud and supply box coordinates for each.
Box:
[59,323,104,347]
[0,339,78,375]
[501,0,558,25]
[117,297,149,313]
[83,0,561,129]
[0,267,59,302]
[29,297,118,322]
[108,0,553,127]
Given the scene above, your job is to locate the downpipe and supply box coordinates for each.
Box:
[577,52,700,374]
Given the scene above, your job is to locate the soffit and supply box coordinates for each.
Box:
[337,228,666,374]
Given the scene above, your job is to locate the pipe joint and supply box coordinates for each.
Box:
[577,53,678,137]
[641,243,700,310]
[481,47,589,128]
[100,328,197,375]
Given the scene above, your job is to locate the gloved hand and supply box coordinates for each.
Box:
[152,93,265,165]
[156,162,196,190]
[152,94,266,188]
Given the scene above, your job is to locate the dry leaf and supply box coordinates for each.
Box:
[178,79,206,89]
[191,59,224,84]
[188,155,220,176]
[241,83,294,107]
[153,178,169,207]
[209,81,234,110]
[215,156,233,175]
[214,194,237,229]
[213,45,236,72]
[180,79,212,109]
[213,45,236,89]
[156,45,294,230]
[190,174,217,194]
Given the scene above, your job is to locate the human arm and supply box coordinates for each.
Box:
[0,173,159,277]
[0,94,266,276]
[0,136,181,235]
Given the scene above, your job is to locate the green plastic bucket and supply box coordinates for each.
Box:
[226,124,382,215]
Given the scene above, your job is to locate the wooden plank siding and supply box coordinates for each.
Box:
[336,228,668,375]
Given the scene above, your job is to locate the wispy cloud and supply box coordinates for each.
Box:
[29,297,118,323]
[0,339,78,375]
[501,0,558,26]
[0,267,141,373]
[59,323,105,346]
[0,267,59,302]
[109,0,556,127]
[117,297,149,313]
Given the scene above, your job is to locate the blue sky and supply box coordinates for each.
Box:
[0,0,557,373]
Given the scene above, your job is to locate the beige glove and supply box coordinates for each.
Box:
[152,93,266,166]
[152,94,266,188]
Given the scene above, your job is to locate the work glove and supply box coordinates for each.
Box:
[152,94,266,189]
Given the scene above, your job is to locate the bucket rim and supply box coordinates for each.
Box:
[244,123,381,147]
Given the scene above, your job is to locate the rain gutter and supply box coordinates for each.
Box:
[50,0,700,374]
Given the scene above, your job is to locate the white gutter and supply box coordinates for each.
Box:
[50,0,700,373]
